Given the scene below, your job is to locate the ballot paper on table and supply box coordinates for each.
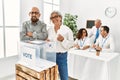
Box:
[28,40,45,45]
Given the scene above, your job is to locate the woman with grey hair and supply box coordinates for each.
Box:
[46,11,74,80]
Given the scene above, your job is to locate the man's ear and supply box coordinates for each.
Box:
[38,13,41,17]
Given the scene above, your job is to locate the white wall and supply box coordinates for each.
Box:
[60,0,120,52]
[20,0,43,25]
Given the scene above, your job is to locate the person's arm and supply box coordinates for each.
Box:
[20,22,31,41]
[82,38,90,50]
[102,37,115,52]
[89,27,94,38]
[61,29,74,50]
[92,37,100,50]
[82,45,90,50]
[46,27,54,41]
[73,39,80,49]
[33,23,48,40]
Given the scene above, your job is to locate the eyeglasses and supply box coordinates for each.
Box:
[30,12,39,15]
[50,15,59,19]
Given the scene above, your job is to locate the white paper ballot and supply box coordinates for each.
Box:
[29,40,45,45]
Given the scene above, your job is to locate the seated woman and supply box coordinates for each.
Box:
[73,28,90,50]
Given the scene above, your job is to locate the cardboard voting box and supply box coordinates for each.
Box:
[16,59,58,80]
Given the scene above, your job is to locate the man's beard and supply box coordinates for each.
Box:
[31,16,39,23]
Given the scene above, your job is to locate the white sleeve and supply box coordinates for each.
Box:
[85,38,91,46]
[47,28,54,41]
[101,36,115,52]
[74,39,79,45]
[61,30,74,49]
[89,27,94,38]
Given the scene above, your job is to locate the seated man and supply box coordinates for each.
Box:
[20,7,48,41]
[93,26,114,52]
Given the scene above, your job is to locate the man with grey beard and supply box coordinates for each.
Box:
[20,7,48,41]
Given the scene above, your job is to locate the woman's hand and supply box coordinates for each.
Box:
[57,34,64,42]
[73,44,80,49]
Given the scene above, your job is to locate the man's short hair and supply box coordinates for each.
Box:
[102,26,109,33]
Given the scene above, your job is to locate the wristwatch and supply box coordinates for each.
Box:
[105,7,117,18]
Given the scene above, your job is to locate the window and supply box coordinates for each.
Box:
[0,0,3,26]
[43,0,60,26]
[0,0,4,58]
[0,0,20,58]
